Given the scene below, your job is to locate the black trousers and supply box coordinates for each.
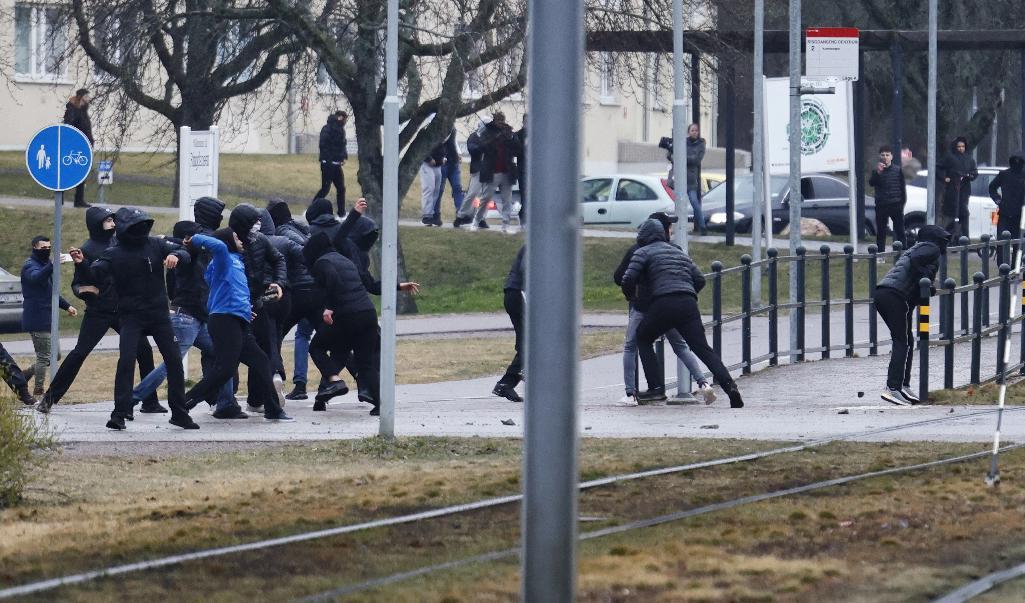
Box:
[0,342,27,394]
[996,215,1022,269]
[635,294,734,391]
[187,314,283,417]
[280,287,330,387]
[315,162,345,211]
[248,303,283,405]
[874,287,914,390]
[266,292,292,379]
[310,309,380,405]
[498,289,524,387]
[113,313,186,420]
[875,203,906,252]
[49,309,157,405]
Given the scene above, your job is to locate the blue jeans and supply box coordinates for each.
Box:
[293,318,313,385]
[687,189,705,233]
[133,311,236,411]
[623,306,707,395]
[434,162,464,216]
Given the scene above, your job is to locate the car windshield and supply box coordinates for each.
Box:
[701,175,788,210]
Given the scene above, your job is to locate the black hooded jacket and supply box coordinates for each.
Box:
[259,209,313,290]
[938,139,979,215]
[319,116,348,163]
[72,207,117,313]
[476,120,520,184]
[305,197,342,241]
[466,127,484,175]
[877,225,948,300]
[330,210,385,294]
[504,246,525,292]
[990,152,1025,223]
[166,220,215,321]
[267,198,310,246]
[91,208,188,315]
[304,232,375,315]
[193,196,225,231]
[621,219,706,301]
[228,204,287,303]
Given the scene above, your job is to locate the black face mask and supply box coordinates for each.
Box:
[32,248,51,263]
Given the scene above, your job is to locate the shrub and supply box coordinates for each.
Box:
[0,394,55,507]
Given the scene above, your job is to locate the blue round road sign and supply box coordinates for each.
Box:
[25,125,93,192]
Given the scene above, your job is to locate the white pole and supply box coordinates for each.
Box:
[763,77,774,252]
[751,0,765,302]
[926,0,938,225]
[179,126,191,222]
[846,81,858,252]
[379,0,399,438]
[670,0,693,399]
[788,0,803,362]
[49,190,62,385]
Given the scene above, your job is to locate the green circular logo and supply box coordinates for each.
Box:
[799,98,830,155]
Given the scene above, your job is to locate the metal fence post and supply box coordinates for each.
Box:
[820,245,831,359]
[982,234,992,326]
[844,244,854,357]
[868,244,879,356]
[712,261,723,356]
[768,248,779,366]
[1020,270,1025,375]
[918,278,931,405]
[797,246,807,362]
[741,254,752,374]
[998,230,1012,269]
[943,278,956,389]
[972,272,985,384]
[959,236,970,335]
[939,242,949,283]
[997,264,1011,383]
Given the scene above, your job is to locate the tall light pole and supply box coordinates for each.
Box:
[788,0,803,361]
[378,0,399,438]
[751,0,765,302]
[926,0,938,225]
[521,0,583,599]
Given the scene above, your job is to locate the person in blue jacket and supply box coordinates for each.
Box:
[183,228,292,422]
[20,235,77,396]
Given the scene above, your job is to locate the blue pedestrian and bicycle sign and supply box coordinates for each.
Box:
[25,124,93,191]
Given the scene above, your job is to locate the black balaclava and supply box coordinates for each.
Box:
[31,245,50,263]
[85,207,115,243]
[120,221,153,247]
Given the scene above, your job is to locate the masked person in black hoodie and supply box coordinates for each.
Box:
[873,225,950,406]
[91,208,197,430]
[621,219,744,408]
[989,151,1025,268]
[938,137,978,238]
[306,197,342,241]
[491,245,525,402]
[257,208,310,380]
[37,207,159,414]
[314,111,348,213]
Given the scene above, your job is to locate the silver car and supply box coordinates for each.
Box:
[0,266,23,333]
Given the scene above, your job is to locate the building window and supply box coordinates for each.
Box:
[15,4,66,80]
[599,52,617,104]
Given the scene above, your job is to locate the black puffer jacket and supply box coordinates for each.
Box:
[877,225,948,300]
[938,139,978,215]
[91,208,187,315]
[193,196,225,231]
[304,233,375,315]
[166,220,214,320]
[504,246,525,292]
[259,209,313,290]
[869,162,907,206]
[621,219,706,300]
[268,198,310,246]
[424,142,446,166]
[466,128,484,175]
[990,152,1025,222]
[63,101,93,143]
[477,120,520,184]
[72,207,117,313]
[318,116,348,163]
[228,204,287,302]
[331,211,387,295]
[305,197,341,241]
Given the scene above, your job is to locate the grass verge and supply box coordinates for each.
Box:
[930,379,1025,406]
[0,394,54,506]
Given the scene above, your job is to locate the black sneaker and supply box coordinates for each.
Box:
[369,406,380,416]
[421,216,434,226]
[636,389,667,405]
[169,415,200,430]
[726,383,745,409]
[477,220,490,230]
[184,396,202,412]
[313,399,327,411]
[140,401,169,414]
[315,381,349,403]
[212,407,249,419]
[265,412,295,422]
[18,385,36,406]
[492,383,523,402]
[125,412,135,421]
[357,389,375,404]
[431,215,443,227]
[285,383,308,400]
[106,416,126,431]
[453,216,470,228]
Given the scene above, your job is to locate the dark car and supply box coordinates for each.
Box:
[0,266,24,333]
[700,173,876,236]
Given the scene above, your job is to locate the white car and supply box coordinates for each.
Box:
[904,168,1002,241]
[580,174,677,228]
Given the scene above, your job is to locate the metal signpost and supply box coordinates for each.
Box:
[522,0,583,598]
[670,0,694,400]
[752,0,765,302]
[25,124,93,384]
[379,0,399,439]
[788,0,802,362]
[97,160,113,206]
[927,0,938,225]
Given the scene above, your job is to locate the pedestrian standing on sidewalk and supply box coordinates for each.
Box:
[420,142,446,226]
[872,224,949,406]
[685,124,708,236]
[989,150,1025,268]
[620,219,744,407]
[868,145,908,251]
[475,112,521,233]
[453,124,487,229]
[0,341,35,405]
[37,208,160,414]
[20,236,77,397]
[63,88,93,208]
[613,212,714,406]
[433,128,464,219]
[938,137,977,239]
[491,245,525,402]
[314,110,348,214]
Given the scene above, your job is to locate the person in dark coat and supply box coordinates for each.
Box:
[937,137,978,239]
[613,212,713,405]
[990,151,1025,267]
[90,208,196,430]
[685,124,708,235]
[63,88,93,207]
[432,128,464,219]
[183,229,292,422]
[38,208,161,414]
[267,198,311,246]
[474,112,521,232]
[620,219,744,407]
[258,208,310,381]
[454,125,488,229]
[306,197,342,241]
[492,246,525,402]
[20,236,76,396]
[0,341,34,405]
[314,110,348,213]
[872,224,949,406]
[868,145,908,251]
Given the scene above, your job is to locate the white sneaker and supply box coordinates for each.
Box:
[469,222,479,232]
[273,374,286,408]
[695,383,717,405]
[616,394,638,407]
[900,387,922,405]
[881,387,911,406]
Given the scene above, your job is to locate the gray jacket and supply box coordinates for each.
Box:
[621,219,705,300]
